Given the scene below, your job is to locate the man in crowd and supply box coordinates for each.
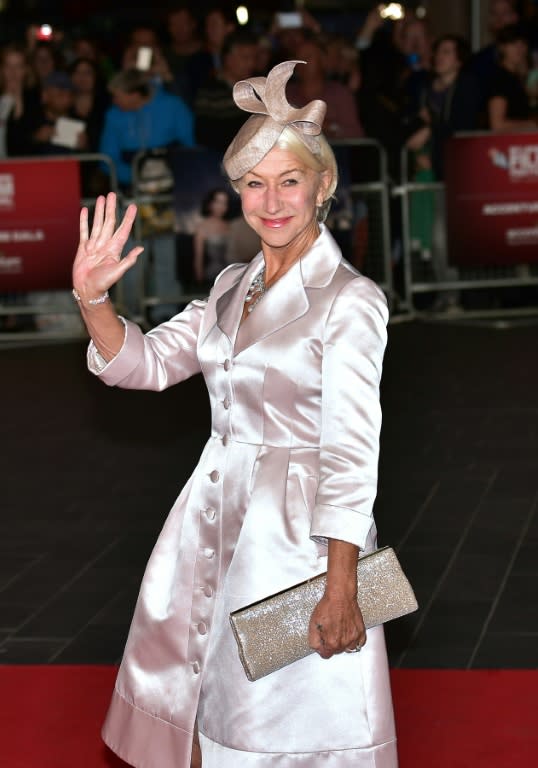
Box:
[99,68,194,323]
[194,29,257,154]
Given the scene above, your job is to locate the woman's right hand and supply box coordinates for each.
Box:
[72,192,144,303]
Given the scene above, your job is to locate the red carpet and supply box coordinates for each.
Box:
[0,666,535,767]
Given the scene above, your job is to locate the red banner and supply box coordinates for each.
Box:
[0,158,81,291]
[445,132,538,266]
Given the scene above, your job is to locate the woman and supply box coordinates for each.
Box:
[488,24,536,131]
[68,57,109,153]
[286,36,363,140]
[193,188,231,284]
[0,43,41,157]
[73,60,396,768]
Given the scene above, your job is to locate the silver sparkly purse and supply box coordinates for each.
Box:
[229,546,418,681]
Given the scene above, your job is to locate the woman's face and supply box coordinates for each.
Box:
[209,191,228,218]
[71,61,96,93]
[1,51,26,89]
[33,47,55,81]
[238,146,330,252]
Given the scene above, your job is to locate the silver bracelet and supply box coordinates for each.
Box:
[72,288,109,306]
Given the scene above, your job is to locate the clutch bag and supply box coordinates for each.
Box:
[229,546,418,681]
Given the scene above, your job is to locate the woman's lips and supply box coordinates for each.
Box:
[261,217,292,228]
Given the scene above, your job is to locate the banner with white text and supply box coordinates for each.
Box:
[445,132,538,266]
[0,158,81,291]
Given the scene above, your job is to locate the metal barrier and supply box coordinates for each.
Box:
[394,143,538,318]
[123,140,394,325]
[0,153,119,342]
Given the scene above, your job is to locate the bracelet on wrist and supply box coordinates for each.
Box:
[72,287,109,306]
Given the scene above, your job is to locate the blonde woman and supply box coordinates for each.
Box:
[73,60,396,768]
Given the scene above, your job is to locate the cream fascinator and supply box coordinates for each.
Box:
[223,60,327,180]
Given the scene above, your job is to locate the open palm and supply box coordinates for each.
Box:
[72,192,144,297]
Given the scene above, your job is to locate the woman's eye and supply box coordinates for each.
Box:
[282,178,298,186]
[247,180,262,188]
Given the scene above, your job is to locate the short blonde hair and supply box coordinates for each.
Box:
[276,127,338,222]
[230,127,338,223]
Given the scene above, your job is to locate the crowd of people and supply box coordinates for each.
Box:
[1,0,537,316]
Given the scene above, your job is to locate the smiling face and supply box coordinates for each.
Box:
[237,146,331,255]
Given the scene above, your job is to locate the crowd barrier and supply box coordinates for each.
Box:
[0,153,118,341]
[119,139,395,324]
[394,133,538,319]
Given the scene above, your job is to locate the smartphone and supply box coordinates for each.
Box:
[378,4,405,21]
[136,46,153,71]
[276,12,302,29]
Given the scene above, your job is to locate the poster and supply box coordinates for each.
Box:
[0,158,81,291]
[445,132,538,266]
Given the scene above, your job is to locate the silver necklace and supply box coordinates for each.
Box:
[244,269,266,313]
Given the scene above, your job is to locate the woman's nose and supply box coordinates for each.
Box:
[263,185,281,214]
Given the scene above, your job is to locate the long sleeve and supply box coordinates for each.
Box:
[87,298,206,391]
[310,276,388,550]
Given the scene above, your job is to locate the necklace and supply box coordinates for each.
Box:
[244,269,266,313]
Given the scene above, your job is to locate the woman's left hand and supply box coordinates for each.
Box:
[308,593,366,659]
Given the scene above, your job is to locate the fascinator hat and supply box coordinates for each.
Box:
[223,60,337,201]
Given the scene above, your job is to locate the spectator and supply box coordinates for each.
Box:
[100,68,194,189]
[120,22,174,90]
[99,68,195,322]
[0,43,41,157]
[286,36,364,140]
[469,0,521,115]
[325,34,361,94]
[203,6,236,74]
[70,35,115,82]
[488,24,537,131]
[194,29,257,153]
[163,4,213,106]
[31,70,88,155]
[29,41,65,87]
[407,35,480,179]
[68,57,109,153]
[357,18,412,178]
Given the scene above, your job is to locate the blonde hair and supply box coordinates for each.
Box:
[276,127,338,222]
[230,127,338,223]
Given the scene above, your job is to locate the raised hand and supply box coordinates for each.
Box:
[72,192,144,303]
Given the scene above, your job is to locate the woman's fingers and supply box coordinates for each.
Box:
[88,195,106,242]
[79,206,89,243]
[99,192,118,242]
[113,202,138,248]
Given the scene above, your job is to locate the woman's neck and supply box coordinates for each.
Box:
[262,221,320,286]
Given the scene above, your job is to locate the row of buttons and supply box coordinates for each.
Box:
[192,359,232,676]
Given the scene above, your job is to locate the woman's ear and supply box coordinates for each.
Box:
[316,170,332,207]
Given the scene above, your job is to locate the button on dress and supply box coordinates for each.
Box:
[93,226,397,768]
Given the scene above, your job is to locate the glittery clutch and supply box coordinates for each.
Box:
[230,546,418,681]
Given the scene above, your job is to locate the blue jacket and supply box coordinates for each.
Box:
[99,86,195,186]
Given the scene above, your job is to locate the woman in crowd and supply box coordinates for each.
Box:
[193,187,231,285]
[68,57,109,153]
[0,43,41,156]
[72,60,396,768]
[286,35,364,139]
[488,24,537,131]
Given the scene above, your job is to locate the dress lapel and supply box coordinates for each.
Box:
[235,257,309,355]
[213,225,344,356]
[214,254,263,348]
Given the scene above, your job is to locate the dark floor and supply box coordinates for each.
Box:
[1,319,537,668]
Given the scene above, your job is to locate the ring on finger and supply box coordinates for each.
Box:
[345,644,362,653]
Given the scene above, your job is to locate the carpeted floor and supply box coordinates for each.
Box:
[1,666,536,768]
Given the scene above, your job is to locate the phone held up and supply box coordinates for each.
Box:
[378,3,405,21]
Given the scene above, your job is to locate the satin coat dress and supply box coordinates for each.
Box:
[92,225,397,768]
